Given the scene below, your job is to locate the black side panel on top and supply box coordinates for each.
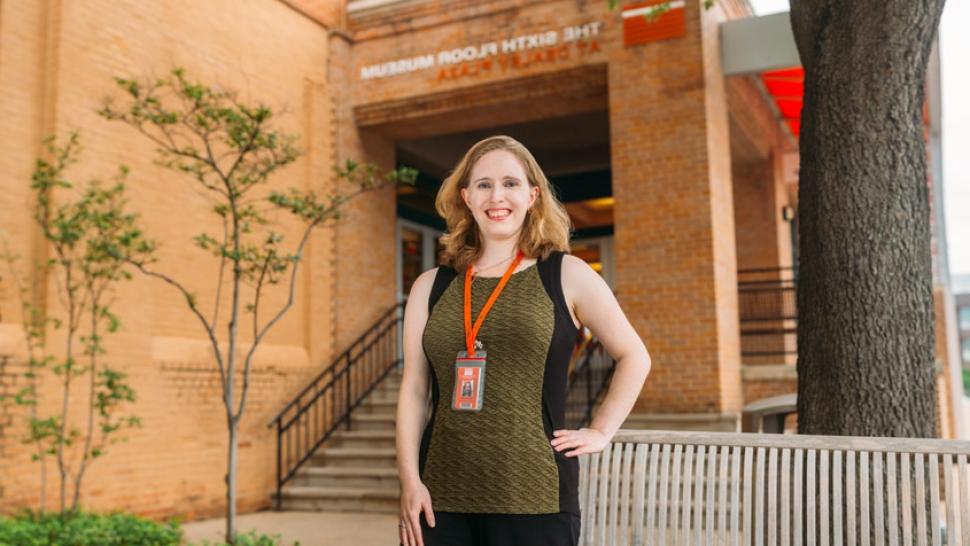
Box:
[419,266,457,477]
[537,251,582,515]
[427,266,458,315]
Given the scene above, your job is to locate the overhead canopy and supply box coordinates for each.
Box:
[721,11,803,139]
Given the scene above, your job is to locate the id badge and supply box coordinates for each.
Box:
[452,350,486,412]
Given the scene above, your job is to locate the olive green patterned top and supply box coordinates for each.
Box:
[420,263,561,514]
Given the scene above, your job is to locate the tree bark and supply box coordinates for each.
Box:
[790,0,945,437]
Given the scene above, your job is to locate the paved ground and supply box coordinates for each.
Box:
[181,511,399,546]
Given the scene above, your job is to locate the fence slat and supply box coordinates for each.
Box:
[901,453,913,546]
[848,451,857,546]
[720,445,732,546]
[597,442,613,546]
[681,445,695,546]
[619,443,634,546]
[695,445,708,546]
[733,446,743,546]
[769,448,779,546]
[670,444,684,546]
[944,453,958,546]
[658,444,674,546]
[782,449,792,546]
[874,451,885,546]
[744,447,755,546]
[706,445,717,546]
[584,450,601,546]
[861,451,870,546]
[645,443,662,546]
[834,451,843,546]
[821,450,830,546]
[756,447,766,546]
[632,443,650,546]
[808,449,817,546]
[607,442,623,546]
[928,453,940,546]
[794,449,804,546]
[958,454,969,546]
[916,453,928,546]
[930,454,941,546]
[887,452,899,546]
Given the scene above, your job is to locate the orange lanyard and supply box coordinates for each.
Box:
[463,251,524,355]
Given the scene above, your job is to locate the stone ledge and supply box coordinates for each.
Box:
[741,364,797,380]
[622,412,740,433]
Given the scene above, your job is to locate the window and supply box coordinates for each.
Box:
[963,338,970,366]
[960,306,970,330]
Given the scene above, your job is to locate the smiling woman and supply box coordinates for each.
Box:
[395,135,651,546]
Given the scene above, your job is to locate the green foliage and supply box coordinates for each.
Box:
[0,509,301,546]
[0,509,183,546]
[0,131,152,513]
[99,67,417,298]
[192,530,301,546]
[607,0,715,22]
[963,367,970,395]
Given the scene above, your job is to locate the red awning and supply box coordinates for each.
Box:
[760,67,804,138]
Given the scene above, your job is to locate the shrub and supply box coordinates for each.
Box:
[0,509,182,546]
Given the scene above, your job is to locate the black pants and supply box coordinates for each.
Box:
[417,511,581,546]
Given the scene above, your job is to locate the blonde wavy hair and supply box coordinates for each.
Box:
[435,135,572,271]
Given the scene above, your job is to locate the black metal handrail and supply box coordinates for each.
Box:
[738,267,798,358]
[565,335,616,429]
[267,301,405,508]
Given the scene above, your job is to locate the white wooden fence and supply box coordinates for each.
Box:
[578,429,970,546]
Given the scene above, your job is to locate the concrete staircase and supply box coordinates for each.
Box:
[275,368,404,513]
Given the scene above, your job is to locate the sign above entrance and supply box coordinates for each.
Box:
[360,21,604,81]
[622,0,686,47]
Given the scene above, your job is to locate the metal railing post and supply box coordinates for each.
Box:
[345,352,352,431]
[275,420,282,510]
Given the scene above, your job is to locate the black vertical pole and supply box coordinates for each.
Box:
[276,420,282,510]
[345,353,352,431]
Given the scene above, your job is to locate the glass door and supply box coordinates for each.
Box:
[397,219,444,301]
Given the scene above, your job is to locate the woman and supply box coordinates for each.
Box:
[396,135,651,546]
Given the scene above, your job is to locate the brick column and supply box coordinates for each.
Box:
[330,34,400,356]
[608,2,742,421]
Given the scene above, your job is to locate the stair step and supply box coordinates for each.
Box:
[357,398,397,414]
[292,466,401,489]
[278,485,398,513]
[352,413,396,431]
[331,430,396,449]
[312,447,397,467]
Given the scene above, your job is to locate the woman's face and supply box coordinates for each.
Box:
[461,149,539,242]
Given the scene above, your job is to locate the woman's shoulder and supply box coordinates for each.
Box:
[559,253,603,288]
[409,267,441,300]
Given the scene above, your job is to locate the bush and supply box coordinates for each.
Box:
[192,530,300,546]
[0,509,299,546]
[0,509,182,546]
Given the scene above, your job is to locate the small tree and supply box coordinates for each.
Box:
[98,67,416,544]
[0,132,150,514]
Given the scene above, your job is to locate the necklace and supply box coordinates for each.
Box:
[474,253,515,275]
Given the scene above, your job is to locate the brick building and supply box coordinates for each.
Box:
[0,0,960,522]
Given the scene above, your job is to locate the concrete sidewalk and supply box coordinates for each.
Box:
[181,510,399,546]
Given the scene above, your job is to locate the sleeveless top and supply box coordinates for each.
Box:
[419,250,581,515]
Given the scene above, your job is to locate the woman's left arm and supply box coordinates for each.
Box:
[550,254,652,458]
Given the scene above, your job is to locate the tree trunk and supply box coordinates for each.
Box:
[225,418,238,544]
[790,0,945,437]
